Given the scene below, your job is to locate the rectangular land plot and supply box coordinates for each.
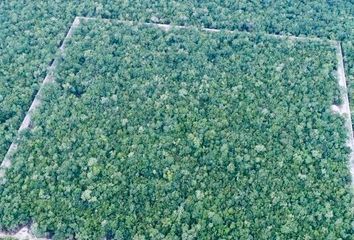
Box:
[0,20,353,239]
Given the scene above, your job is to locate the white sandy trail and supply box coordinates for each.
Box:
[78,16,337,44]
[0,18,80,177]
[0,17,81,240]
[0,227,48,240]
[335,42,354,184]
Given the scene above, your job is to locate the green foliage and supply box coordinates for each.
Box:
[0,1,354,239]
[0,21,352,239]
[0,1,354,160]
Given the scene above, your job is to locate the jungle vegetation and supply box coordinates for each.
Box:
[1,1,354,159]
[0,1,354,239]
[0,21,353,239]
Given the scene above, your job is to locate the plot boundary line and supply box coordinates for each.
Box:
[0,16,353,239]
[336,42,354,181]
[0,17,80,178]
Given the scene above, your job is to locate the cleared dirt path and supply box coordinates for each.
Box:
[0,18,80,177]
[335,42,354,183]
[0,227,47,240]
[79,16,337,44]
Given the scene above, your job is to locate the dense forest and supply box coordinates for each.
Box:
[1,1,354,160]
[1,20,353,239]
[0,1,354,239]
